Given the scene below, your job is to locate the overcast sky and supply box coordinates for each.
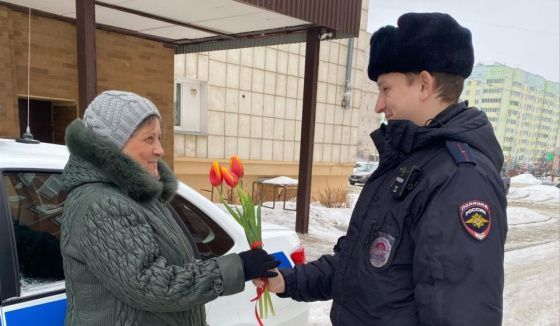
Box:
[367,0,560,82]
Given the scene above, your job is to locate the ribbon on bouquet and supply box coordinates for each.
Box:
[251,283,267,326]
[250,240,266,326]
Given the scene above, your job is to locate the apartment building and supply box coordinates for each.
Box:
[462,64,560,164]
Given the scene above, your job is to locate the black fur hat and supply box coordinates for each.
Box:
[368,12,474,81]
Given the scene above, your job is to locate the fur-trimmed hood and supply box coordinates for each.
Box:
[63,119,177,203]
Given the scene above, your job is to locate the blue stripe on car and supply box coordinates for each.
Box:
[272,251,292,269]
[4,299,66,325]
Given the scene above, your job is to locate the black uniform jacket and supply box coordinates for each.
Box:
[279,102,508,325]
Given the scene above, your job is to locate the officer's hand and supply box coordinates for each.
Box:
[253,268,286,294]
[238,249,280,281]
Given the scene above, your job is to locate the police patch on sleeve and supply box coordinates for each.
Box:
[369,232,395,268]
[459,200,492,240]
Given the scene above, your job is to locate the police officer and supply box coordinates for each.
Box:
[261,12,507,325]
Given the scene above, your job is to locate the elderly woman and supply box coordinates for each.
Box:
[61,90,278,325]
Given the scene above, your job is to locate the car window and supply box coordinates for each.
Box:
[3,172,66,296]
[356,163,377,173]
[169,195,234,260]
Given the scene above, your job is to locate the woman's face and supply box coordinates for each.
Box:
[122,117,164,178]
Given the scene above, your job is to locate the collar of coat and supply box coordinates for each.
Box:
[64,119,177,203]
[370,101,474,155]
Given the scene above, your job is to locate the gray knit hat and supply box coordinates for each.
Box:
[83,90,161,149]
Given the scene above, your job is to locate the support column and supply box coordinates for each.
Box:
[295,27,321,234]
[76,0,97,116]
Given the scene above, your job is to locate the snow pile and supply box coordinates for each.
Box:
[259,200,354,243]
[262,176,298,185]
[510,173,541,185]
[503,242,559,326]
[508,185,560,203]
[507,207,550,225]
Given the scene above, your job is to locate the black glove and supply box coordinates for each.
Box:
[238,248,280,281]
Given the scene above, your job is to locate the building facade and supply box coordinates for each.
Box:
[462,64,560,166]
[172,0,379,195]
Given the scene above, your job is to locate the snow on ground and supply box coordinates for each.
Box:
[503,242,560,326]
[507,206,551,225]
[258,193,360,243]
[511,173,545,186]
[508,184,560,204]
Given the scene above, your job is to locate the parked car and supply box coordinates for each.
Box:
[0,138,309,326]
[352,161,367,173]
[349,162,378,186]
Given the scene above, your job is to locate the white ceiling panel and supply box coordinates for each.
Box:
[196,11,309,34]
[2,0,312,42]
[139,25,216,40]
[120,0,261,24]
[98,0,135,4]
[6,0,74,15]
[64,6,170,31]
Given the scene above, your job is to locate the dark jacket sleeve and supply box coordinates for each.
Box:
[412,164,507,325]
[278,237,344,302]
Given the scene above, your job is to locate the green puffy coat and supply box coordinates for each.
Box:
[61,120,244,326]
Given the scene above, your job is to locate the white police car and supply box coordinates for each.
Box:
[0,138,309,325]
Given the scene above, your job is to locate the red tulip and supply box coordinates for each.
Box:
[229,155,244,178]
[221,167,239,188]
[209,161,223,186]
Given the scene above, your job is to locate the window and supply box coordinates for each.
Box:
[170,195,234,260]
[3,172,66,296]
[483,88,502,94]
[487,78,504,84]
[482,98,501,103]
[174,78,208,134]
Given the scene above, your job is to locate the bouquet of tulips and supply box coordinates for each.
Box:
[209,156,275,324]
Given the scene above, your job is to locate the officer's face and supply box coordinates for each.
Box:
[375,73,425,125]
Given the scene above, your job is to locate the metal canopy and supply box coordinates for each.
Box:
[2,0,361,51]
[1,0,363,234]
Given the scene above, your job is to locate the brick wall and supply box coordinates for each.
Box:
[96,30,174,164]
[0,5,175,164]
[12,11,78,102]
[0,7,20,138]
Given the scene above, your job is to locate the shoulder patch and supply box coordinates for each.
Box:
[446,140,477,165]
[459,200,492,240]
